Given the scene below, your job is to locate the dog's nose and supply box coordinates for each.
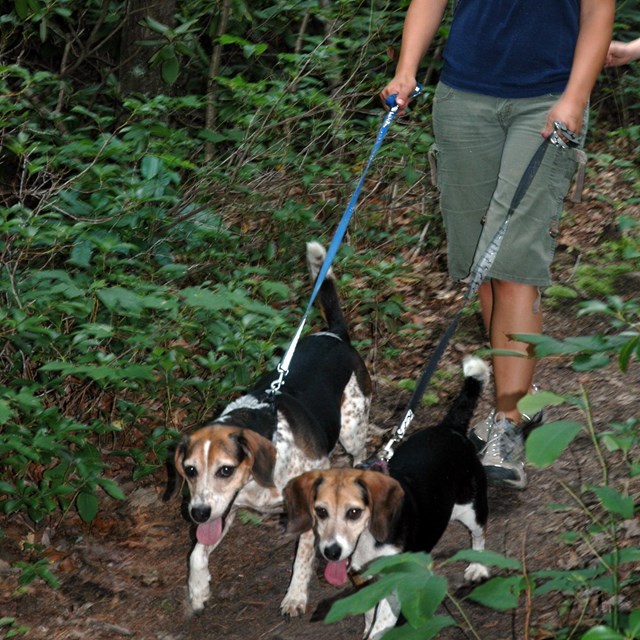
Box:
[323,543,342,562]
[190,505,212,523]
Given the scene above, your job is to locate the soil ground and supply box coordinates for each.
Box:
[1,172,639,640]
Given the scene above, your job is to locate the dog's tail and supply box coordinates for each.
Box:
[439,356,490,436]
[306,241,350,343]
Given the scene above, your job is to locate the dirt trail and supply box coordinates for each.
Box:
[2,304,638,640]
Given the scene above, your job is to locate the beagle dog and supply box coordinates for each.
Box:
[283,356,491,639]
[174,241,372,617]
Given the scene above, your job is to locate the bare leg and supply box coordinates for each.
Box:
[479,279,541,423]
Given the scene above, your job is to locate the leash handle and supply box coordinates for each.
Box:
[548,120,580,150]
[384,84,423,109]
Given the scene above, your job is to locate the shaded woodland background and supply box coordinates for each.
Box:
[1,1,639,638]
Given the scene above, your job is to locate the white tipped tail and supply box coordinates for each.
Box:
[306,241,334,282]
[462,356,490,386]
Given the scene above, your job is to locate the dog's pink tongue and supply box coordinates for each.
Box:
[324,559,349,587]
[196,518,223,546]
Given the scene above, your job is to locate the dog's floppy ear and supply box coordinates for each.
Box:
[362,472,404,543]
[173,435,190,481]
[237,430,277,488]
[163,439,182,501]
[283,471,322,535]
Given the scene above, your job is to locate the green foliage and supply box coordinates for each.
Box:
[0,616,29,639]
[513,296,639,373]
[326,553,457,639]
[476,306,639,636]
[1,0,639,634]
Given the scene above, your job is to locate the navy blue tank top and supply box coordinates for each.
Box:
[440,0,580,98]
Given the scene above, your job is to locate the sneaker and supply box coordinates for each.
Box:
[480,413,527,489]
[469,409,495,453]
[469,386,544,452]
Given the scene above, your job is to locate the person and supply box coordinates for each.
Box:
[606,37,640,66]
[381,0,614,489]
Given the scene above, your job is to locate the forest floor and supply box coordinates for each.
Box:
[1,154,639,640]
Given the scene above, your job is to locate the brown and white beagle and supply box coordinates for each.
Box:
[283,357,491,639]
[174,241,372,617]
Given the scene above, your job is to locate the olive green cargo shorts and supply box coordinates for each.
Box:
[431,82,584,286]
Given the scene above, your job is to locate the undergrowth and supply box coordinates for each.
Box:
[1,0,639,638]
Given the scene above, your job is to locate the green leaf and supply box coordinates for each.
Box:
[325,576,395,623]
[120,365,156,381]
[181,287,235,311]
[627,608,640,637]
[446,549,521,571]
[15,0,30,19]
[616,546,640,566]
[68,240,93,268]
[76,491,99,523]
[544,284,579,299]
[589,485,634,519]
[398,571,447,623]
[580,625,624,640]
[0,481,17,495]
[141,155,162,179]
[161,53,179,85]
[526,421,582,467]
[95,477,126,501]
[518,391,566,418]
[468,575,526,611]
[618,335,639,372]
[572,353,611,371]
[382,615,456,640]
[97,287,144,314]
[0,400,13,425]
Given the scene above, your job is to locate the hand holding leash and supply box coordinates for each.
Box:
[548,120,580,149]
[383,84,423,113]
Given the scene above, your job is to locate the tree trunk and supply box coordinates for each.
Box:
[205,0,232,162]
[119,0,176,96]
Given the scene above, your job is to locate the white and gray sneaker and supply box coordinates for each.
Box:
[468,409,496,453]
[480,413,527,489]
[469,387,544,453]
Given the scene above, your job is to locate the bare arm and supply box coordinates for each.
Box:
[606,37,640,67]
[380,0,449,110]
[543,0,615,137]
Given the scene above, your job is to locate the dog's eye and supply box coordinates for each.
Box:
[314,506,329,520]
[184,465,198,479]
[216,465,235,478]
[346,508,362,521]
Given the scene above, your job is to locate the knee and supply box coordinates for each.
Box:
[491,279,541,306]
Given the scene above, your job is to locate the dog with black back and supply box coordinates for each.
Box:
[173,242,372,618]
[283,356,491,639]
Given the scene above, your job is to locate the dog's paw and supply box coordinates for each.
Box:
[464,562,490,583]
[280,593,308,619]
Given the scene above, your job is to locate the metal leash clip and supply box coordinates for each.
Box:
[549,120,580,149]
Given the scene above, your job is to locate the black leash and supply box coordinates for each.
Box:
[365,122,580,467]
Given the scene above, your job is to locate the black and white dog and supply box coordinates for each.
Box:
[283,356,490,638]
[173,242,372,617]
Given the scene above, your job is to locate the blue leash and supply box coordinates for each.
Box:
[269,86,423,396]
